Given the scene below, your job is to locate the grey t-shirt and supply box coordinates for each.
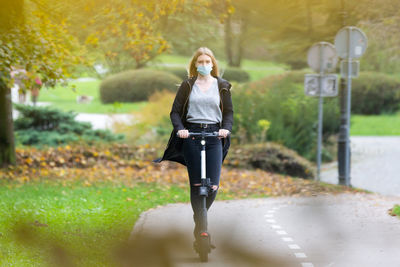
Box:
[186,78,222,124]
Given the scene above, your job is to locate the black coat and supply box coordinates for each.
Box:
[154,75,233,166]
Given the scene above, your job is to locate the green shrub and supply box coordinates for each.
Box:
[286,59,308,70]
[13,104,124,147]
[221,67,250,83]
[160,66,188,80]
[113,90,174,146]
[226,143,315,179]
[100,69,181,103]
[351,72,400,114]
[232,70,340,161]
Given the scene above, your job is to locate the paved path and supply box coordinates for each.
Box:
[74,113,133,130]
[130,136,400,266]
[321,136,400,197]
[131,193,400,266]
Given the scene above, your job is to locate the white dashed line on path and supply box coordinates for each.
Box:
[295,253,307,258]
[265,206,315,267]
[288,244,301,249]
[276,230,288,235]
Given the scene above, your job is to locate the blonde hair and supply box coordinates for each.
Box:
[188,47,219,78]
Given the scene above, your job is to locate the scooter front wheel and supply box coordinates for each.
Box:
[198,233,210,262]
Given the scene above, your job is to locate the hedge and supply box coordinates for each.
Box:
[100,69,181,103]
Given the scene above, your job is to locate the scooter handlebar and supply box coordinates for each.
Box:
[176,131,229,138]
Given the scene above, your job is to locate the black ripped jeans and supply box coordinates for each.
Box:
[182,124,222,237]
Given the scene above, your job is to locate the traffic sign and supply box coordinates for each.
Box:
[304,74,338,97]
[334,27,368,59]
[307,42,338,73]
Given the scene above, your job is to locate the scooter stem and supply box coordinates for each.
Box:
[201,138,206,180]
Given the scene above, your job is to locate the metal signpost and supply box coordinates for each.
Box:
[340,60,359,78]
[305,42,338,181]
[334,26,368,186]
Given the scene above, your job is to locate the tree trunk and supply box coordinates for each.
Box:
[235,10,249,67]
[0,77,16,167]
[0,0,23,168]
[224,12,234,67]
[305,0,314,40]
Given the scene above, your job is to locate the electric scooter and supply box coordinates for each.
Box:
[177,130,224,262]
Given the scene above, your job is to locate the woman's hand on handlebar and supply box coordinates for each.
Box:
[218,129,230,138]
[177,129,189,138]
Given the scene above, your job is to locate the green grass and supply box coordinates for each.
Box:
[0,180,239,266]
[0,181,187,266]
[151,54,288,82]
[351,113,400,136]
[37,80,146,114]
[392,204,400,217]
[151,54,191,65]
